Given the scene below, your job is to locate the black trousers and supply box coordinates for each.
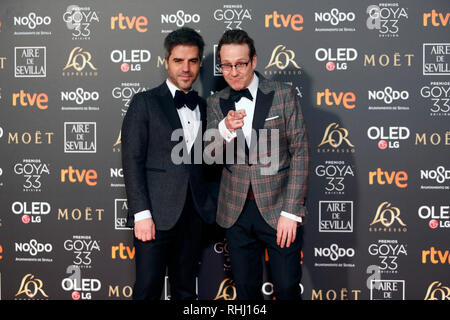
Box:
[226,199,303,300]
[132,188,203,300]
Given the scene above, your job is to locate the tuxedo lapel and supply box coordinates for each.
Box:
[251,87,274,145]
[156,82,183,131]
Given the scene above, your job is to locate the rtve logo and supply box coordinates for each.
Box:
[264,11,304,30]
[423,10,450,27]
[316,89,356,109]
[369,168,408,188]
[111,243,135,260]
[60,166,97,186]
[12,90,48,110]
[110,13,148,32]
[422,247,449,264]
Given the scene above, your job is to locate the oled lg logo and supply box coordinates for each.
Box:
[367,126,410,150]
[418,205,450,229]
[12,201,51,224]
[62,265,101,300]
[315,48,357,71]
[110,49,151,72]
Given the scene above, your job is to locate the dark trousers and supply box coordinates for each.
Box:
[132,188,203,300]
[226,199,303,300]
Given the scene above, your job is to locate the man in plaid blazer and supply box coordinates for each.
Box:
[206,30,309,300]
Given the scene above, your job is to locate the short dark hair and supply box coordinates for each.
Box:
[164,27,205,60]
[217,29,256,61]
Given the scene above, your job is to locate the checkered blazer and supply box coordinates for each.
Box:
[206,74,309,230]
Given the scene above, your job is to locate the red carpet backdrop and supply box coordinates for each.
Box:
[0,0,449,300]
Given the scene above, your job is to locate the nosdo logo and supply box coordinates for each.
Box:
[161,10,200,27]
[368,87,409,104]
[315,8,355,26]
[14,12,51,29]
[61,88,99,105]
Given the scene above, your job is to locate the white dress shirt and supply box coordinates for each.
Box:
[134,79,200,223]
[218,73,302,224]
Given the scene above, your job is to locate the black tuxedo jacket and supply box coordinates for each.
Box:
[121,82,218,230]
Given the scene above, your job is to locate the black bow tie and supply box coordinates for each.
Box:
[230,88,253,103]
[174,90,199,110]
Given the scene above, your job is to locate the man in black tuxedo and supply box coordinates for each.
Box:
[121,27,217,300]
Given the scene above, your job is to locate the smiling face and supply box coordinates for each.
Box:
[219,43,257,91]
[165,44,201,93]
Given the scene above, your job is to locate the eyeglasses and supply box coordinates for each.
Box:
[219,61,250,73]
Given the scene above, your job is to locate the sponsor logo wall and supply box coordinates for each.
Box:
[0,0,448,300]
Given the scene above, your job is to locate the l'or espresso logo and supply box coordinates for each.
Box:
[64,235,100,268]
[13,12,51,36]
[115,199,130,230]
[421,82,450,116]
[319,201,353,233]
[422,247,450,265]
[369,168,408,188]
[423,43,450,76]
[264,44,302,76]
[110,49,151,72]
[12,90,48,110]
[110,13,148,32]
[15,47,46,77]
[315,48,357,71]
[264,11,303,31]
[424,281,450,300]
[368,86,410,111]
[58,207,104,222]
[317,123,355,153]
[15,274,49,300]
[112,82,149,116]
[423,10,450,27]
[64,122,96,153]
[14,159,50,192]
[367,126,410,150]
[63,5,99,41]
[213,4,252,30]
[316,89,356,110]
[213,278,236,300]
[60,166,98,186]
[418,205,450,229]
[62,265,101,300]
[315,161,354,195]
[364,52,414,68]
[369,201,407,232]
[314,8,356,32]
[368,239,407,274]
[113,130,121,152]
[370,280,405,300]
[12,201,50,224]
[366,3,408,38]
[62,47,98,77]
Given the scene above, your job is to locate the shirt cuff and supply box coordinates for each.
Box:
[218,118,237,143]
[281,211,303,223]
[134,209,152,222]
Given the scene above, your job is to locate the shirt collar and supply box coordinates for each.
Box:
[247,73,259,100]
[166,79,192,98]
